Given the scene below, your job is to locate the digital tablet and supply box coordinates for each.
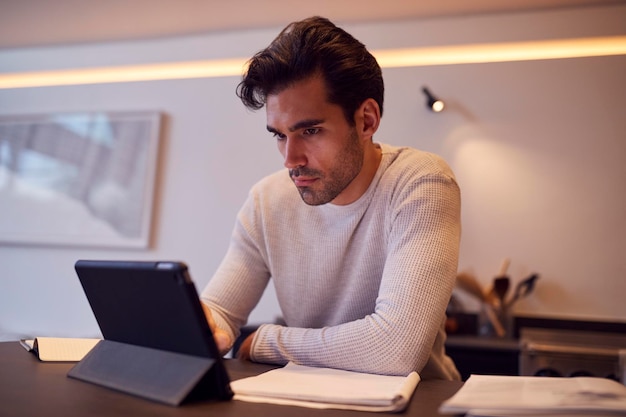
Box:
[72,259,233,403]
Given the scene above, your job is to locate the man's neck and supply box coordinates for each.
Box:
[331,141,382,206]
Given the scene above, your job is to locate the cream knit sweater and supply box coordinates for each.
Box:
[201,143,461,380]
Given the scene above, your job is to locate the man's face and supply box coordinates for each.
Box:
[266,76,364,206]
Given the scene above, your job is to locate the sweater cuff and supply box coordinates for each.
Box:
[251,323,289,365]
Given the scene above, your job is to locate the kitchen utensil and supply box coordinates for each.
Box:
[498,258,510,276]
[456,272,486,302]
[494,277,510,308]
[506,273,539,308]
[485,258,510,307]
[494,258,510,305]
[456,272,506,337]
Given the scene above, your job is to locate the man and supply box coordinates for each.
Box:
[201,16,461,380]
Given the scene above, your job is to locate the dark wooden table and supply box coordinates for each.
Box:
[0,341,463,416]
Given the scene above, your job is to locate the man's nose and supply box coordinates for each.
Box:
[283,137,306,169]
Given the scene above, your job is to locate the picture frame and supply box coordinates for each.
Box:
[0,111,161,249]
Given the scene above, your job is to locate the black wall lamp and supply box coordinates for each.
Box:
[422,86,445,112]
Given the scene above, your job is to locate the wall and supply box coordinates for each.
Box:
[1,5,625,341]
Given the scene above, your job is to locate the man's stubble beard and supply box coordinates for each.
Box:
[291,129,363,206]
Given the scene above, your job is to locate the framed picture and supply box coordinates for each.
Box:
[0,111,161,249]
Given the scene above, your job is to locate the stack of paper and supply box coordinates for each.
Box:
[231,362,420,412]
[439,374,626,417]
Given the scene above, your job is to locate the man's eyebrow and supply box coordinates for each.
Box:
[267,119,325,135]
[289,119,324,131]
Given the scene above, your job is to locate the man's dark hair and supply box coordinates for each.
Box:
[236,16,384,125]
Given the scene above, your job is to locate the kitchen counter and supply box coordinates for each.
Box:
[444,315,626,381]
[445,335,520,380]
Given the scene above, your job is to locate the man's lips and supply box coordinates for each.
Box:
[292,177,317,187]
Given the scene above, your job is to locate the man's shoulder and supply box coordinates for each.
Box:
[250,169,296,200]
[255,169,290,187]
[380,143,455,180]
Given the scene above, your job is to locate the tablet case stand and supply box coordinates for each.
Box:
[68,340,232,406]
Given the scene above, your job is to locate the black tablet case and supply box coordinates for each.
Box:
[68,260,233,405]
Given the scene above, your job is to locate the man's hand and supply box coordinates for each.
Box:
[237,331,256,361]
[201,303,232,353]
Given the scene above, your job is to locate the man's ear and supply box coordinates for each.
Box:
[356,98,381,138]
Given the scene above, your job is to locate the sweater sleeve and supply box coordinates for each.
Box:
[251,170,461,377]
[200,191,272,354]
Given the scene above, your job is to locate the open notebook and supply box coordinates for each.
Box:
[20,337,100,361]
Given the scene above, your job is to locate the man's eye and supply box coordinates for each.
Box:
[272,132,286,140]
[303,128,320,136]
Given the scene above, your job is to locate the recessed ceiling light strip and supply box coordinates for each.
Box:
[0,36,624,89]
